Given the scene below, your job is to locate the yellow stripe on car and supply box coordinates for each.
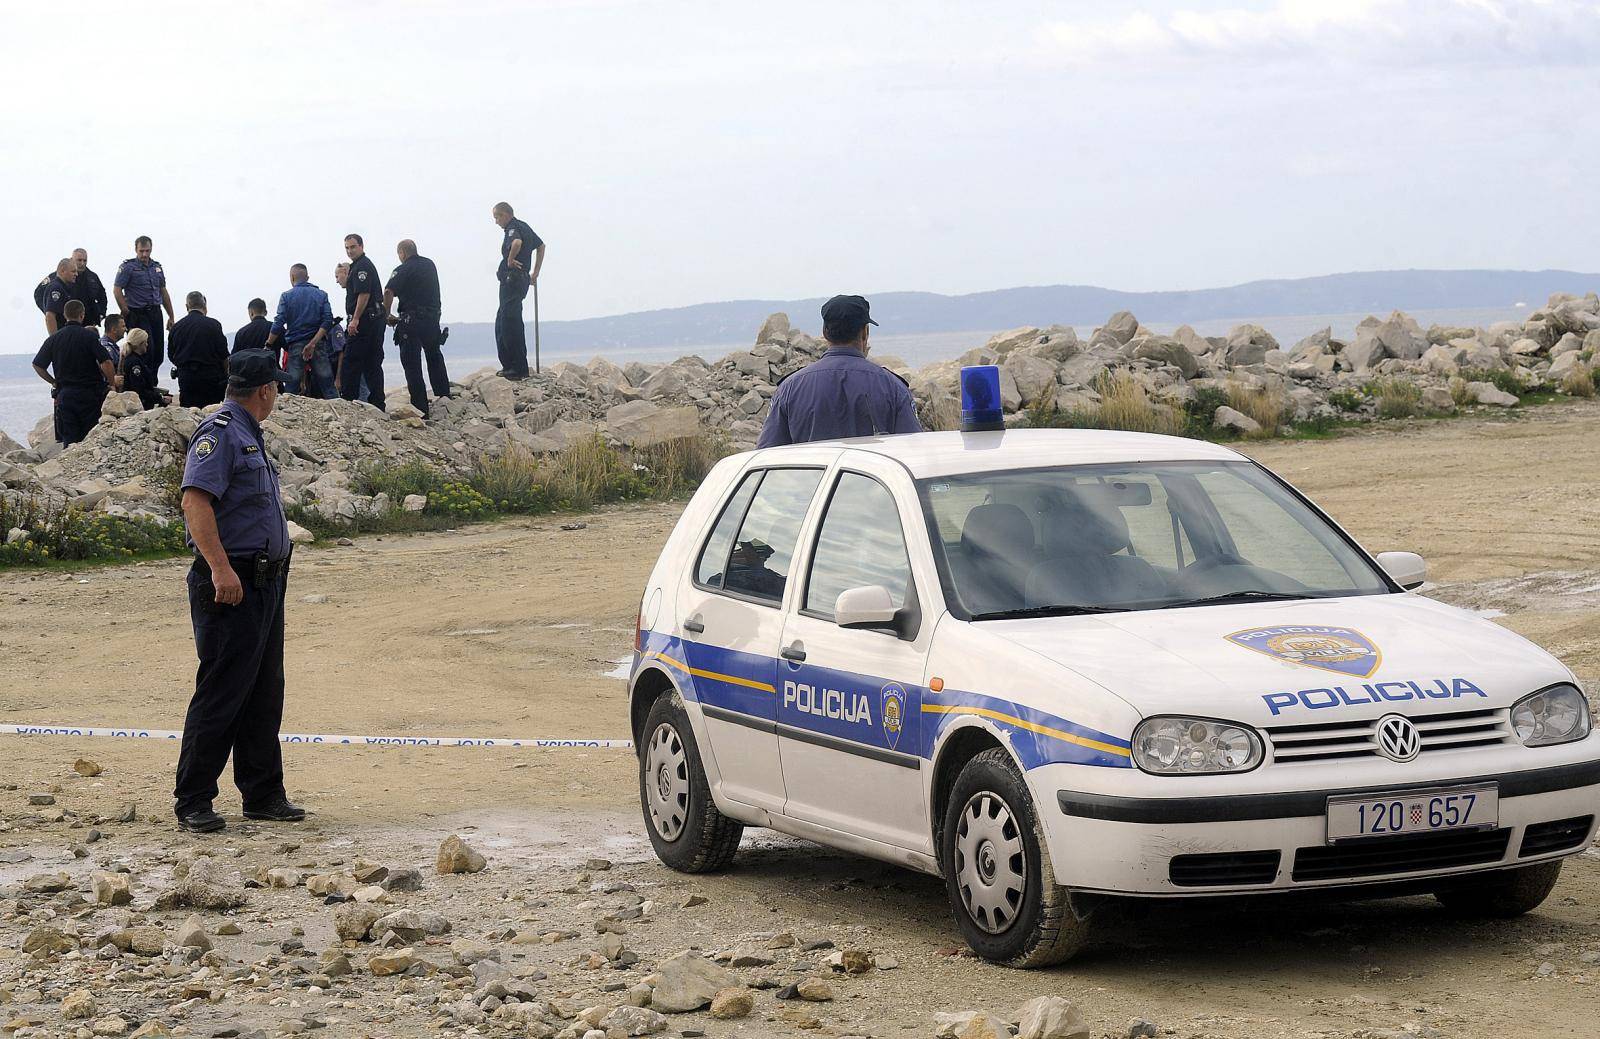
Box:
[644,651,777,694]
[922,703,1132,758]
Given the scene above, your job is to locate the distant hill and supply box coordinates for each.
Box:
[448,268,1600,355]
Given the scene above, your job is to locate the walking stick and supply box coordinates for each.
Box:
[533,280,541,374]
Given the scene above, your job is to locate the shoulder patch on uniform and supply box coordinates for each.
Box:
[212,411,232,427]
[192,434,218,458]
[50,291,61,301]
[242,444,259,454]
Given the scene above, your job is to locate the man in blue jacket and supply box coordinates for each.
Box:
[264,264,334,397]
[756,295,922,447]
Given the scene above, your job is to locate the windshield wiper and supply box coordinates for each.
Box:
[1161,589,1312,609]
[971,603,1128,621]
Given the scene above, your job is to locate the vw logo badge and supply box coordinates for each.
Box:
[1376,714,1422,762]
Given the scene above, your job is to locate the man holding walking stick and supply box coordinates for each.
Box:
[490,201,545,380]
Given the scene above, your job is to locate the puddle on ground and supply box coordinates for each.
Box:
[600,657,632,680]
[1428,569,1600,617]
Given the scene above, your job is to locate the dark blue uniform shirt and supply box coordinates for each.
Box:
[756,347,922,448]
[114,258,166,308]
[499,219,542,279]
[386,255,442,314]
[269,281,334,345]
[43,275,72,324]
[345,255,383,317]
[181,401,290,561]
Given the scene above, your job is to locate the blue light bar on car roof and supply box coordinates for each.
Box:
[960,365,1004,432]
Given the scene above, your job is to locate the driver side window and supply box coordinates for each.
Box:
[804,473,912,620]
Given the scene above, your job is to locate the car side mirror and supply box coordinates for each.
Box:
[835,585,899,629]
[1375,551,1426,591]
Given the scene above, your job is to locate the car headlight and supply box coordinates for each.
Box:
[1132,716,1263,775]
[1511,684,1592,747]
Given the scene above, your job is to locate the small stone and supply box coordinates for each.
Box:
[61,989,97,1020]
[21,925,76,955]
[934,1011,1011,1039]
[129,1023,171,1038]
[368,948,421,976]
[318,949,353,977]
[709,988,753,1020]
[450,938,499,965]
[123,925,165,956]
[1016,995,1090,1039]
[91,1016,129,1036]
[872,953,899,970]
[681,894,707,909]
[73,759,103,778]
[92,872,132,906]
[27,793,55,806]
[650,950,739,1012]
[765,932,797,949]
[597,1005,667,1036]
[1126,1019,1159,1039]
[176,915,211,952]
[216,921,242,936]
[795,979,833,1002]
[436,834,487,874]
[827,949,873,974]
[381,867,424,892]
[115,803,137,823]
[334,904,383,942]
[583,857,613,871]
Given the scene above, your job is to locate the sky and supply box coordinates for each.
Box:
[3,0,1598,351]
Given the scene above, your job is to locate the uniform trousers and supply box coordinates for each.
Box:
[176,369,226,409]
[125,305,165,373]
[174,559,288,817]
[494,272,531,377]
[55,384,106,446]
[338,316,386,411]
[395,312,451,415]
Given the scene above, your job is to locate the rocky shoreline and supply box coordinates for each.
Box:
[3,292,1597,532]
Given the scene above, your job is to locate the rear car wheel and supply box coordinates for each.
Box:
[1433,860,1563,918]
[640,694,742,872]
[941,747,1089,967]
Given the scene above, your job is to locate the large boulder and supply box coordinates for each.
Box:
[1130,336,1199,378]
[101,392,144,419]
[1100,311,1140,345]
[1224,324,1279,366]
[27,413,56,449]
[1016,996,1091,1039]
[476,377,516,416]
[605,401,700,447]
[755,312,790,345]
[1288,327,1332,361]
[1001,353,1058,406]
[1467,381,1518,407]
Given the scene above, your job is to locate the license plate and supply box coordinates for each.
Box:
[1325,784,1498,843]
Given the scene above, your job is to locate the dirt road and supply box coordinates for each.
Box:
[3,403,1600,1037]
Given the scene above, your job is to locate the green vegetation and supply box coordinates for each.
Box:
[1024,372,1346,443]
[0,493,185,568]
[1560,367,1595,398]
[1368,378,1422,419]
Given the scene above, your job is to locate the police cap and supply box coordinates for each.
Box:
[227,349,291,390]
[819,294,879,328]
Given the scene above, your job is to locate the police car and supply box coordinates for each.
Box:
[626,367,1600,966]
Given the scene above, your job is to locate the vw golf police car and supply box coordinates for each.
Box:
[626,375,1599,966]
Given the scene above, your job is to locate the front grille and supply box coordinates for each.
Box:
[1292,828,1510,882]
[1519,816,1594,858]
[1169,850,1281,887]
[1267,709,1511,764]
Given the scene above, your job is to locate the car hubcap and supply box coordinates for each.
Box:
[645,722,690,842]
[955,791,1026,934]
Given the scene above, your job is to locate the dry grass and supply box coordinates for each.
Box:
[1088,371,1187,435]
[1369,378,1422,418]
[1225,380,1286,437]
[1560,366,1595,398]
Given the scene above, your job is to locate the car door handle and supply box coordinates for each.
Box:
[780,642,806,662]
[683,616,705,634]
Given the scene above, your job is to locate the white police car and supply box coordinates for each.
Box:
[626,373,1599,966]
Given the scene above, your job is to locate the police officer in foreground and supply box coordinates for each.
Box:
[174,350,303,834]
[383,239,451,416]
[340,234,386,410]
[31,299,115,446]
[114,236,176,375]
[491,202,545,380]
[756,294,922,447]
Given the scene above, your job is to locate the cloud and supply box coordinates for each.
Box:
[1041,0,1600,67]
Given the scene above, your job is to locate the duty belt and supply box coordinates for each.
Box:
[193,549,292,587]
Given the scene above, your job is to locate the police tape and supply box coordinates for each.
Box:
[0,724,634,749]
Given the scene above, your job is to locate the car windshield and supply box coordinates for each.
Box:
[918,460,1392,619]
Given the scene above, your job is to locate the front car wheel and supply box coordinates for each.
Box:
[941,747,1090,967]
[639,694,743,873]
[1434,860,1563,918]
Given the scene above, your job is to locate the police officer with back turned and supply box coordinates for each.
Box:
[756,294,921,447]
[174,350,304,834]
